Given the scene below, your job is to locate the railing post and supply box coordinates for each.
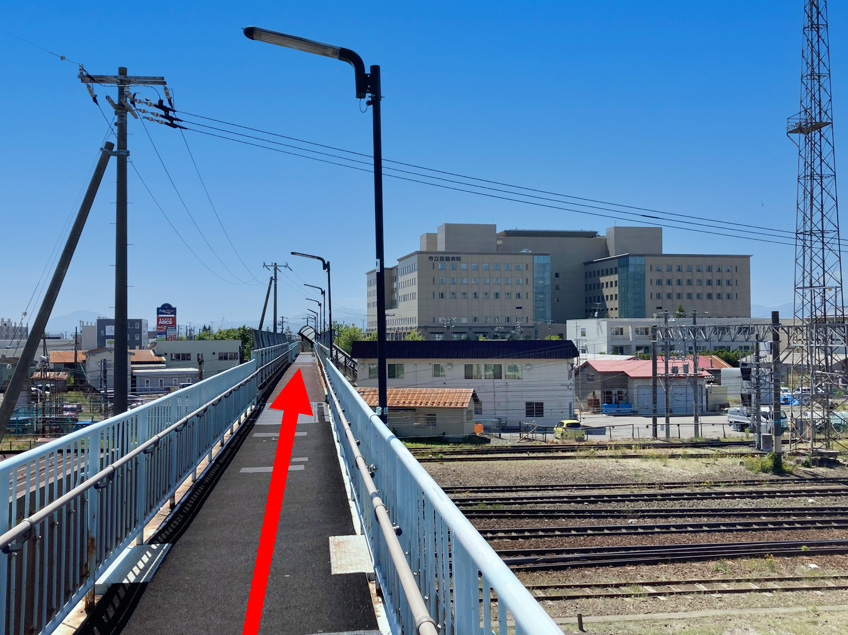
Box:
[136,409,148,545]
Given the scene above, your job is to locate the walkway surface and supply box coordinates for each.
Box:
[80,353,379,635]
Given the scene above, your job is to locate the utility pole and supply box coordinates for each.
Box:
[0,142,114,441]
[651,325,658,438]
[80,68,167,416]
[772,311,783,456]
[663,311,671,438]
[692,310,700,437]
[753,340,762,449]
[259,275,273,331]
[263,263,280,333]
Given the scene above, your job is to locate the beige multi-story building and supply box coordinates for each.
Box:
[584,253,751,319]
[367,223,751,340]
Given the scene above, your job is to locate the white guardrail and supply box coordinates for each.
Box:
[316,347,563,635]
[0,342,296,634]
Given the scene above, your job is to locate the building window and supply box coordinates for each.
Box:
[686,265,693,272]
[516,292,521,299]
[450,263,457,270]
[697,293,703,300]
[483,278,490,284]
[461,292,467,299]
[494,263,500,270]
[433,363,446,377]
[483,264,490,270]
[494,292,500,299]
[438,292,445,299]
[450,277,457,284]
[506,364,523,379]
[484,364,503,379]
[473,292,478,299]
[438,263,445,270]
[666,293,673,299]
[525,402,544,417]
[424,413,437,426]
[717,293,723,300]
[450,292,457,299]
[493,277,500,284]
[388,363,404,379]
[676,279,682,286]
[472,263,479,270]
[686,279,692,286]
[461,277,468,284]
[611,327,624,336]
[687,293,693,299]
[217,352,239,360]
[706,279,713,286]
[696,280,703,286]
[369,364,377,379]
[460,263,468,270]
[465,364,482,379]
[676,293,682,299]
[516,264,523,270]
[438,277,445,284]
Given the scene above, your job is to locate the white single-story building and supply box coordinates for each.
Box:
[153,340,242,378]
[133,367,200,394]
[352,340,579,430]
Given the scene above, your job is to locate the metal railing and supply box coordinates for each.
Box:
[0,342,296,634]
[316,346,563,635]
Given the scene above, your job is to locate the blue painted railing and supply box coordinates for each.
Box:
[0,342,296,634]
[316,346,563,635]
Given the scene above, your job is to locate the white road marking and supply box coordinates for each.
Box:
[239,465,305,473]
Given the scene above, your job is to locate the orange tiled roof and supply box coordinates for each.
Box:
[49,351,86,364]
[356,387,475,409]
[129,349,165,364]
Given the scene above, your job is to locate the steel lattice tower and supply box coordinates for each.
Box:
[787,0,844,449]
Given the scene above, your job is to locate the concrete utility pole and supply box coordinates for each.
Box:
[651,325,658,438]
[80,68,167,416]
[0,142,114,441]
[772,311,783,455]
[754,340,762,449]
[263,263,280,333]
[692,310,700,437]
[259,275,273,331]
[663,311,671,439]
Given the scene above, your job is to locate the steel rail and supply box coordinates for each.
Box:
[417,451,746,463]
[409,440,752,456]
[316,350,438,635]
[442,477,848,493]
[453,487,848,506]
[479,517,848,540]
[462,505,848,519]
[523,572,848,591]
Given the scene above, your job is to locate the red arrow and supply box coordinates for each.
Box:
[243,368,313,635]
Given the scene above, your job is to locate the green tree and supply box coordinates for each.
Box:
[674,304,687,318]
[712,348,741,367]
[404,328,425,341]
[333,321,373,354]
[196,325,254,361]
[544,334,562,340]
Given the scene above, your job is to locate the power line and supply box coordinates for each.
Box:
[177,127,263,284]
[136,115,254,285]
[179,124,800,250]
[129,161,243,285]
[174,109,796,239]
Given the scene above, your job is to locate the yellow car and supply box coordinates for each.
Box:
[554,419,585,441]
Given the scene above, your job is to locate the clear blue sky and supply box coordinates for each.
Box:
[1,1,845,334]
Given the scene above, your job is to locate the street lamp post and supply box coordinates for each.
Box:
[306,298,322,336]
[304,283,326,336]
[248,26,387,422]
[306,308,318,333]
[292,252,333,361]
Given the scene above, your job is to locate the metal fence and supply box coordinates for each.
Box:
[0,342,296,634]
[317,347,563,635]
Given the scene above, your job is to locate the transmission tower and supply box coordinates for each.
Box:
[787,0,844,450]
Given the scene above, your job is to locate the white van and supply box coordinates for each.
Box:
[728,407,786,432]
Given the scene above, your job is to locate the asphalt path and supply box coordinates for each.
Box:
[114,353,378,635]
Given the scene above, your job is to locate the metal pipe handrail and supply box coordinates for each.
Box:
[316,344,563,634]
[315,348,437,635]
[0,347,289,553]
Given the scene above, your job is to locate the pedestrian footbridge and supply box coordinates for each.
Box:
[0,334,562,634]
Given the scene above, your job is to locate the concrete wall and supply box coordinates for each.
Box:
[437,223,497,252]
[606,226,662,256]
[386,405,474,438]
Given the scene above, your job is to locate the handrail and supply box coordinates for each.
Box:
[0,342,297,634]
[315,349,437,635]
[315,344,562,634]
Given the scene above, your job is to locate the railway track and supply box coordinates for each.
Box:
[442,476,848,494]
[410,440,752,456]
[463,505,848,520]
[498,538,848,571]
[518,573,848,602]
[453,486,848,507]
[480,517,848,540]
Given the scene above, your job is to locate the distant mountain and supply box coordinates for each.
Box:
[45,311,103,336]
[751,302,794,319]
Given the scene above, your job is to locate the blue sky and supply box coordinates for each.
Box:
[1,1,845,334]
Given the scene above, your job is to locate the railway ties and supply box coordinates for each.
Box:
[497,538,848,571]
[480,517,848,540]
[515,574,848,602]
[463,505,848,519]
[454,486,848,507]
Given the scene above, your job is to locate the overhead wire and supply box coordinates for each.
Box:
[135,115,254,285]
[173,109,797,239]
[176,124,802,251]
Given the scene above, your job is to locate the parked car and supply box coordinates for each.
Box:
[554,419,585,441]
[727,407,786,432]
